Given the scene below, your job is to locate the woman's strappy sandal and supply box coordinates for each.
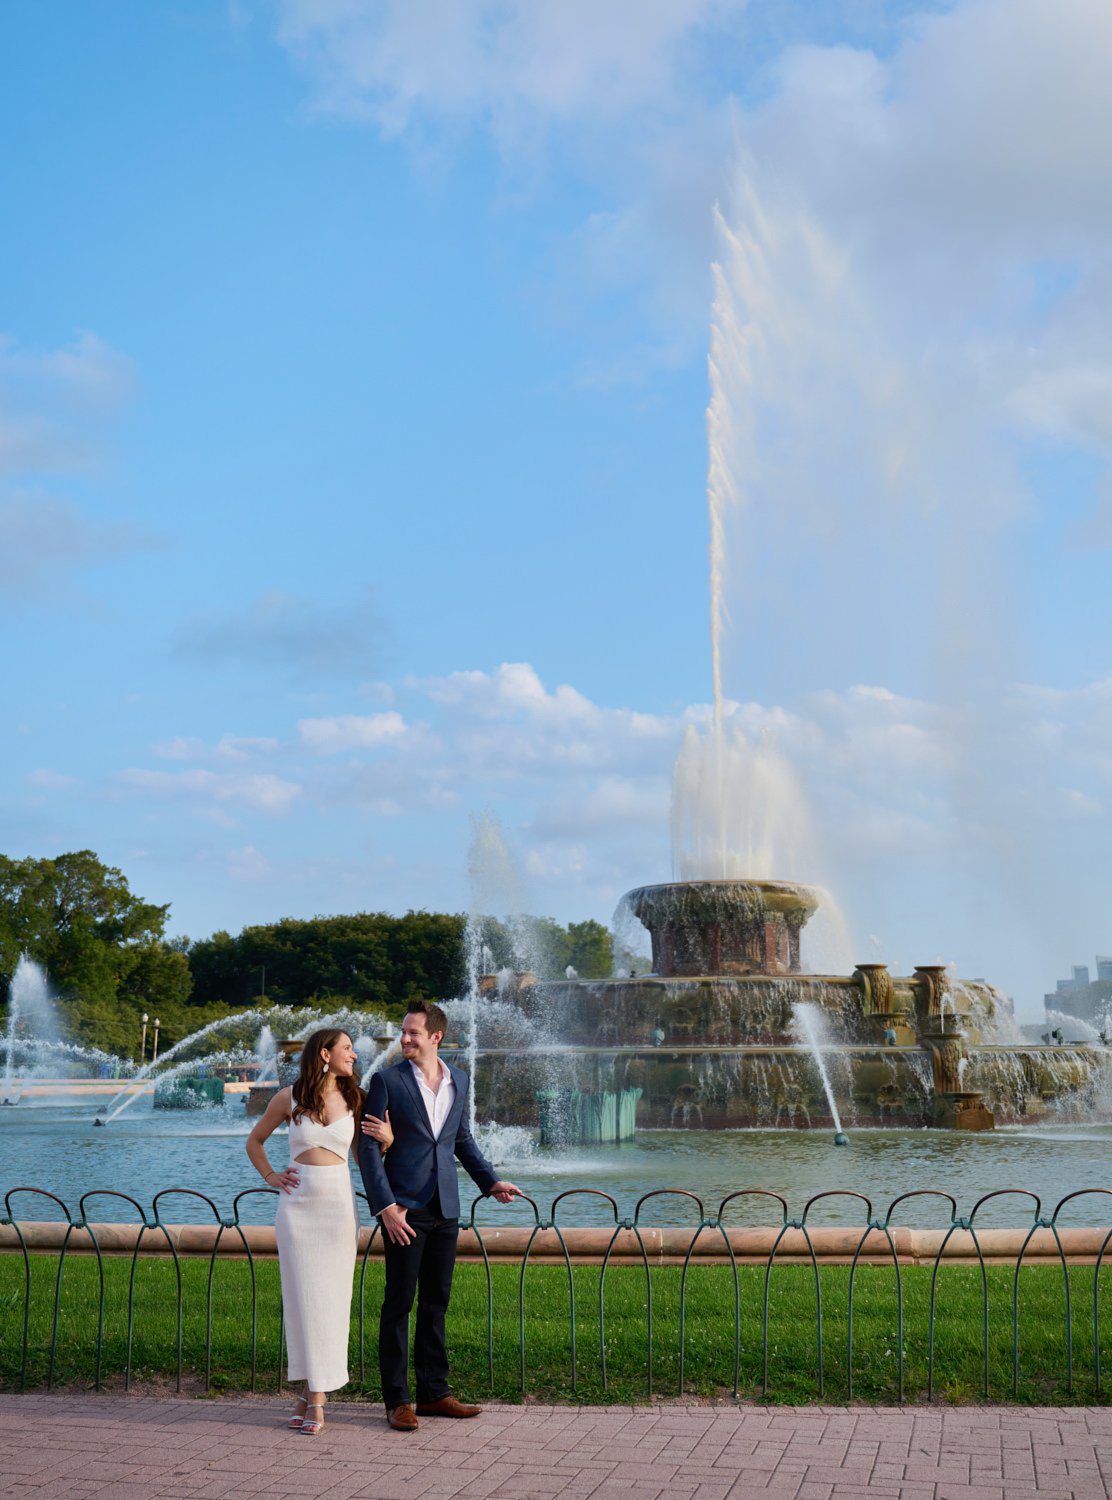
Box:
[300,1402,325,1436]
[286,1395,308,1429]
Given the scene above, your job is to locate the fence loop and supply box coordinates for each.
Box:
[886,1190,957,1227]
[551,1189,619,1224]
[802,1189,872,1224]
[634,1189,704,1223]
[719,1189,788,1224]
[970,1188,1041,1222]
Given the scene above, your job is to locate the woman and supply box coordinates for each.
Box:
[246,1028,392,1434]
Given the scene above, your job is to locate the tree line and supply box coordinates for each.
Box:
[0,851,613,1056]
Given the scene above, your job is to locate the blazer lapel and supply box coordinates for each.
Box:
[442,1063,467,1137]
[396,1061,435,1140]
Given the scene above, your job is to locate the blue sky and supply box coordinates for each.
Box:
[3,1,1111,1016]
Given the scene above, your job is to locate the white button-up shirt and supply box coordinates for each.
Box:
[410,1059,455,1140]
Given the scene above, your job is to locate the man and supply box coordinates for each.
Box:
[358,999,520,1432]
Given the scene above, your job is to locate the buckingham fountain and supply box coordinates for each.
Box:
[457,876,1110,1137]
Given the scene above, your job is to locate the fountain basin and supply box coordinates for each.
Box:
[449,1041,1111,1132]
[625,879,820,976]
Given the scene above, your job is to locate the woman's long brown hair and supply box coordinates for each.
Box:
[291,1028,364,1123]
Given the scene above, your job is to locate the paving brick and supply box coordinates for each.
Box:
[3,1397,1112,1499]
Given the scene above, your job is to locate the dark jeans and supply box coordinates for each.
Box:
[379,1192,458,1410]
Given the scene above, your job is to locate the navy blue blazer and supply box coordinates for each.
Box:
[358,1059,498,1219]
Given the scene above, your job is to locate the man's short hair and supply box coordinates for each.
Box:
[405,999,448,1041]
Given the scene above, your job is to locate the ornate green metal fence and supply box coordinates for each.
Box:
[3,1182,1112,1401]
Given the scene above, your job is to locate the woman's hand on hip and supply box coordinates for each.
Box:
[267,1167,300,1194]
[361,1108,393,1151]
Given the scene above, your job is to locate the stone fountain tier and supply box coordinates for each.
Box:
[513,973,858,1046]
[510,970,1001,1049]
[457,1041,1110,1131]
[625,880,821,977]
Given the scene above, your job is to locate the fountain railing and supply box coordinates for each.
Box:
[4,1180,1112,1403]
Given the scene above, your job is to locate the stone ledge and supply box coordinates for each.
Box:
[0,1221,1106,1264]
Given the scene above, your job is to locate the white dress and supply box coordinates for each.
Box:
[274,1108,357,1392]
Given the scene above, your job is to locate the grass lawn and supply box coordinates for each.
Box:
[1,1251,1109,1404]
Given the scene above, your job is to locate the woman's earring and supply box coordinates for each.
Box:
[322,1061,329,1074]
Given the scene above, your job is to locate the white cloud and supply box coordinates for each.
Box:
[276,0,744,133]
[153,736,206,761]
[531,775,670,838]
[154,733,281,762]
[215,734,281,760]
[118,767,302,816]
[297,711,407,754]
[25,768,77,790]
[227,844,274,882]
[422,662,595,721]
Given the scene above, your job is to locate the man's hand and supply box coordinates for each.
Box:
[489,1180,521,1204]
[380,1203,415,1245]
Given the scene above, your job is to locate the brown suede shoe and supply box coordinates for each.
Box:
[387,1404,419,1432]
[415,1395,481,1418]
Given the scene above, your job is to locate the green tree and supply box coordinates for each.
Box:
[565,919,613,978]
[0,851,195,1055]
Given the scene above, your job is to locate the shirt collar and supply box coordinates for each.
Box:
[409,1057,451,1089]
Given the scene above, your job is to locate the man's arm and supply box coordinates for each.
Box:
[357,1074,396,1216]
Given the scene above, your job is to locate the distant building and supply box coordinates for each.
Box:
[1045,954,1112,1026]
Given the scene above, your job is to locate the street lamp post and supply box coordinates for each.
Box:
[140,1013,149,1065]
[152,1019,161,1062]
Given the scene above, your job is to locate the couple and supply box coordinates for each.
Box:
[246,1000,519,1435]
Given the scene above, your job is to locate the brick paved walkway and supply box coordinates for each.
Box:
[1,1395,1111,1499]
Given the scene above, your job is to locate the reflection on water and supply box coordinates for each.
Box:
[2,1100,1110,1228]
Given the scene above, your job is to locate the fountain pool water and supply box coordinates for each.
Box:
[4,1098,1112,1227]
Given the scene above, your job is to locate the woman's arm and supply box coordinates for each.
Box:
[245,1087,299,1193]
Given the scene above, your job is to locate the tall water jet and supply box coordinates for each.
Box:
[1045,1008,1102,1043]
[792,1000,846,1142]
[3,956,60,1102]
[462,813,535,1135]
[670,211,833,908]
[254,1024,276,1066]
